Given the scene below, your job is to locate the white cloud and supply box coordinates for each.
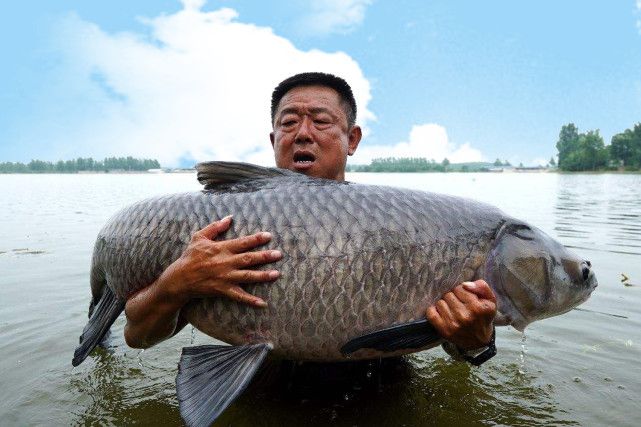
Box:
[50,0,374,166]
[352,123,484,164]
[299,0,372,36]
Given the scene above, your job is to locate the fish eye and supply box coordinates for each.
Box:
[503,223,534,241]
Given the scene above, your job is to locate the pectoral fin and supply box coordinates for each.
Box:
[72,287,125,366]
[340,319,441,356]
[176,343,271,427]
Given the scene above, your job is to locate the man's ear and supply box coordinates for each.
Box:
[347,125,362,156]
[270,132,275,148]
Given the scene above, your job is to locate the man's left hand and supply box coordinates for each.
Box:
[426,280,497,351]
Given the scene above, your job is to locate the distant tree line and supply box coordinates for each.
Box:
[347,157,500,172]
[348,157,453,172]
[0,157,161,173]
[493,159,513,167]
[556,123,641,171]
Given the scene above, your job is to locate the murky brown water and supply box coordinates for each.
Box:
[1,172,640,426]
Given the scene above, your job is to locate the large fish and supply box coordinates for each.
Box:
[72,161,597,426]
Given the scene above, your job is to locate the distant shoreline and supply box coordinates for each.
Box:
[346,170,641,174]
[0,169,196,175]
[3,169,640,175]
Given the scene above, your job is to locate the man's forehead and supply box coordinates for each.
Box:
[276,85,343,112]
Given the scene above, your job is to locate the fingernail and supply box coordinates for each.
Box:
[261,232,272,239]
[270,250,281,259]
[255,298,268,307]
[268,270,280,279]
[222,215,233,221]
[462,281,476,289]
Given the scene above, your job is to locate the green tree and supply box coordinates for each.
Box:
[549,156,556,167]
[493,158,503,166]
[610,123,641,169]
[556,123,579,170]
[555,124,608,171]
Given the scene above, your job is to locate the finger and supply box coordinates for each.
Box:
[198,215,233,240]
[462,280,497,303]
[231,250,282,268]
[227,269,280,283]
[225,285,268,308]
[225,232,273,253]
[452,284,480,305]
[442,291,467,314]
[435,299,455,324]
[426,305,447,337]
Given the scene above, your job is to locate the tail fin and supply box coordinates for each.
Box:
[72,287,125,366]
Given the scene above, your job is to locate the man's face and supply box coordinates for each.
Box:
[270,85,361,181]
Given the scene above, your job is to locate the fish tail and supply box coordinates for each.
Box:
[72,286,125,366]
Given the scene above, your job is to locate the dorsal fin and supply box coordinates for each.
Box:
[196,161,298,189]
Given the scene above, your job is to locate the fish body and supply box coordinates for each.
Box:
[75,162,597,425]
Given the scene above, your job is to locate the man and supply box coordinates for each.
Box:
[124,72,497,364]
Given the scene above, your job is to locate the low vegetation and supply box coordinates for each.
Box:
[0,157,160,173]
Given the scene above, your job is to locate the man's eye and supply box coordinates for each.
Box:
[282,120,297,126]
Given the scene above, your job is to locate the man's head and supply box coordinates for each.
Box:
[270,72,362,182]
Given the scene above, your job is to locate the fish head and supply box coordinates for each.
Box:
[486,221,597,331]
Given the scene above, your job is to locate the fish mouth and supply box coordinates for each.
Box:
[293,151,316,171]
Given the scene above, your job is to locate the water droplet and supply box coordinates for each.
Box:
[518,333,527,374]
[366,370,373,379]
[190,326,195,345]
[343,393,351,401]
[573,376,581,383]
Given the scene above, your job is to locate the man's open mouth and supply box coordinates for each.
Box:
[293,152,316,168]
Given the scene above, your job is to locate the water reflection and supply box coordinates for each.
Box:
[219,354,573,426]
[67,350,575,426]
[69,348,182,426]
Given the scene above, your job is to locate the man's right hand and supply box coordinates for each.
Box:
[160,215,282,307]
[124,215,281,349]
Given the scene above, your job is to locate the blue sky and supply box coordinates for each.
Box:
[2,0,641,167]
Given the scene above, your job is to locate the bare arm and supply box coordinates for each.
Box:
[427,280,497,351]
[124,216,282,349]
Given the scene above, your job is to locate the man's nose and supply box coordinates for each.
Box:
[295,116,313,144]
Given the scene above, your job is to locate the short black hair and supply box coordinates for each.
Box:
[270,72,357,128]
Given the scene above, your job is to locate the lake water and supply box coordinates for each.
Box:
[1,172,640,426]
